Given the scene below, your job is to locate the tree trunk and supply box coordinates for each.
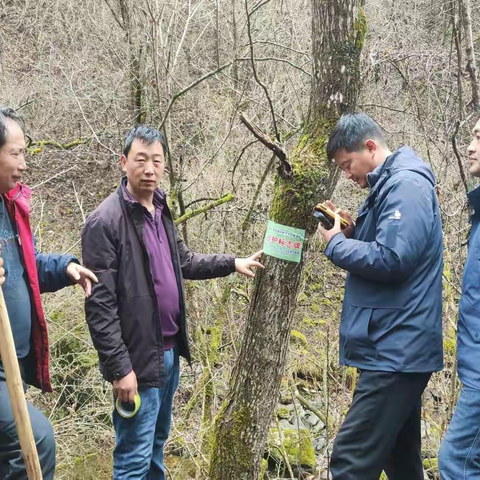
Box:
[208,1,366,479]
[459,0,480,112]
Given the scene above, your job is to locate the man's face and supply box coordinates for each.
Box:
[334,141,377,189]
[467,118,480,178]
[121,139,165,194]
[0,119,27,194]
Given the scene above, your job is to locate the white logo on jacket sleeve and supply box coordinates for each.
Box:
[389,210,402,220]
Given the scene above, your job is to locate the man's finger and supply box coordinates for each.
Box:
[251,250,263,260]
[326,200,337,211]
[84,278,92,298]
[251,261,264,269]
[334,213,341,229]
[84,269,99,283]
[317,222,327,234]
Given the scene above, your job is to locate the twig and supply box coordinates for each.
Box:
[239,115,291,175]
[452,120,469,194]
[181,87,245,193]
[231,140,259,189]
[62,239,81,256]
[158,62,234,131]
[274,416,295,479]
[15,99,36,111]
[184,197,220,210]
[240,56,312,77]
[29,136,91,155]
[31,165,77,190]
[294,390,330,429]
[246,40,311,59]
[245,0,280,141]
[174,194,234,225]
[231,288,250,302]
[242,153,275,231]
[72,181,86,224]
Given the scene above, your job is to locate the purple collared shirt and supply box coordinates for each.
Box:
[144,198,180,350]
[125,186,180,350]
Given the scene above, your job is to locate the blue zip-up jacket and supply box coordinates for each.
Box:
[325,146,444,372]
[458,186,480,388]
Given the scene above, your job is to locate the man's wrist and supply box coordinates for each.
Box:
[324,231,345,259]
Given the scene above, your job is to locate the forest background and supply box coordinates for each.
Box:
[1,0,479,478]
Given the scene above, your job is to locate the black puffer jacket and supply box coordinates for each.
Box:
[82,178,236,387]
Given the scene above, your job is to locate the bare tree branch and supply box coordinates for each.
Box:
[239,115,291,175]
[452,120,469,194]
[158,61,234,131]
[459,0,480,111]
[174,193,235,225]
[231,140,259,189]
[245,0,281,142]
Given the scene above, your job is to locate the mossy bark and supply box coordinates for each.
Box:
[208,1,366,479]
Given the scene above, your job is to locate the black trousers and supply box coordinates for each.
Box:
[330,370,431,480]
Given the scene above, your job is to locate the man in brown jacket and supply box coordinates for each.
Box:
[82,125,263,479]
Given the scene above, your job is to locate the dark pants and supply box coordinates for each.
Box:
[0,380,55,479]
[330,370,431,480]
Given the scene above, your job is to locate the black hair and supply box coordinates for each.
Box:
[326,113,386,161]
[0,106,25,150]
[123,125,168,158]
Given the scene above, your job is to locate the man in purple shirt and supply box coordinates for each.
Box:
[82,125,263,479]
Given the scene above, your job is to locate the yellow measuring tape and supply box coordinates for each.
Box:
[115,393,141,419]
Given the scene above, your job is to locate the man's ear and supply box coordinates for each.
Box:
[364,139,378,153]
[120,155,127,172]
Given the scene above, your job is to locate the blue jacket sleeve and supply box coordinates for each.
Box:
[324,176,436,282]
[35,242,78,293]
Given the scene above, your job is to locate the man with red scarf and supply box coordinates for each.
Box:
[0,105,97,479]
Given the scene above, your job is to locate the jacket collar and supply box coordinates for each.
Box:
[4,182,31,203]
[366,148,402,191]
[467,184,480,212]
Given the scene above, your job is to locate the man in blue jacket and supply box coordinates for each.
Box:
[0,106,98,479]
[318,113,443,479]
[439,117,480,479]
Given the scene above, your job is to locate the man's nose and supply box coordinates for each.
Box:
[467,138,476,156]
[18,156,27,171]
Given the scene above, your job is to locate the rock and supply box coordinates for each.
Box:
[278,419,293,430]
[289,416,309,430]
[312,418,326,434]
[266,428,316,474]
[312,434,327,452]
[304,412,320,427]
[276,404,295,419]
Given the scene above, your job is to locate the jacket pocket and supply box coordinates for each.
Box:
[345,274,409,309]
[343,306,377,363]
[459,297,480,343]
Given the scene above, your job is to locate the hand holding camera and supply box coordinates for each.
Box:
[315,200,355,242]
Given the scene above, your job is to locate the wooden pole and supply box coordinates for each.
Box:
[0,287,43,479]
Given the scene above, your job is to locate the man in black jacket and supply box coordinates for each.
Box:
[82,125,263,479]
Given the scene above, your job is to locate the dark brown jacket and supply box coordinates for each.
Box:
[82,179,236,387]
